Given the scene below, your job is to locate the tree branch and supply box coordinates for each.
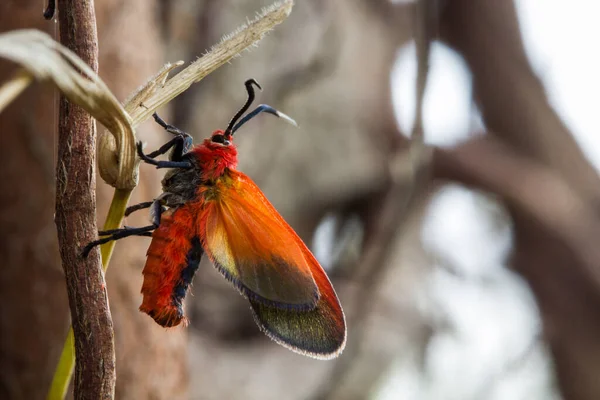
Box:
[433,135,600,400]
[55,1,115,398]
[440,0,600,201]
[436,3,600,399]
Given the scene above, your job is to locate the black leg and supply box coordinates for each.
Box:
[98,227,129,235]
[137,142,192,169]
[98,225,156,238]
[153,113,187,136]
[125,201,154,216]
[149,200,165,226]
[126,199,166,226]
[155,161,193,169]
[82,225,157,257]
[152,113,193,159]
[145,137,183,159]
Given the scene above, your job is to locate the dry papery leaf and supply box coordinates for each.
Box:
[0,29,136,188]
[0,0,294,190]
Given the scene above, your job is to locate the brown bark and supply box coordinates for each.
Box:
[55,1,115,399]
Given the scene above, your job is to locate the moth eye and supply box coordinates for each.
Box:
[211,134,230,145]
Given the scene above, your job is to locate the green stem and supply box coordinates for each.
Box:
[46,329,74,400]
[47,188,132,400]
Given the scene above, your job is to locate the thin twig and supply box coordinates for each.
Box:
[54,1,115,399]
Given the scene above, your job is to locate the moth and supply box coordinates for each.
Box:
[84,80,346,359]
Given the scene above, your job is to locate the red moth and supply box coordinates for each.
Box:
[85,79,346,359]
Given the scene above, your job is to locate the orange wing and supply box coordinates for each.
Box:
[199,170,346,357]
[249,241,346,359]
[199,170,319,309]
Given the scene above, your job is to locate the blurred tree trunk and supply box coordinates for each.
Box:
[0,4,67,398]
[437,1,600,400]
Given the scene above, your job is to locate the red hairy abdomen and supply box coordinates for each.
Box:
[139,206,197,327]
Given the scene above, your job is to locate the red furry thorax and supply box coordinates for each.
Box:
[190,130,238,181]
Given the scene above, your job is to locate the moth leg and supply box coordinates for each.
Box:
[145,137,184,159]
[152,113,187,136]
[140,112,192,162]
[152,113,193,160]
[82,225,157,257]
[125,199,167,227]
[148,199,166,226]
[125,201,154,217]
[137,142,192,169]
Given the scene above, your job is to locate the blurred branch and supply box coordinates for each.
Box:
[434,137,599,257]
[440,0,600,201]
[434,134,600,400]
[53,1,116,399]
[437,4,600,398]
[411,0,433,146]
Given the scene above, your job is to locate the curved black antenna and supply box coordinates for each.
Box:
[224,79,262,137]
[231,104,298,134]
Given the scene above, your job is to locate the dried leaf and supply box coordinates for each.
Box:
[0,0,294,190]
[0,29,137,189]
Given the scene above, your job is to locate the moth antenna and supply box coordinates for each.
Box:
[231,104,298,134]
[224,79,262,137]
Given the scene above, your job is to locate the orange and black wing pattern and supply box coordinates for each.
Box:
[249,241,346,359]
[199,170,346,358]
[140,206,202,327]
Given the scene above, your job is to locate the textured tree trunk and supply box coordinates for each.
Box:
[54,0,116,398]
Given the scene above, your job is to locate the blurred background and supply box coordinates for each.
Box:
[1,0,600,399]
